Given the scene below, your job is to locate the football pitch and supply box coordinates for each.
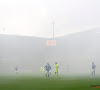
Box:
[0,75,100,90]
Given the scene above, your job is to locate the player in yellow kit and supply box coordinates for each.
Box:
[40,67,44,73]
[55,62,58,78]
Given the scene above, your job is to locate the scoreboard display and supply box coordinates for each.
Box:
[46,40,56,46]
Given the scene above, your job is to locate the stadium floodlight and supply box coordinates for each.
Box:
[46,16,56,46]
[51,17,55,39]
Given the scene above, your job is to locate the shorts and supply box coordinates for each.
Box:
[55,69,58,72]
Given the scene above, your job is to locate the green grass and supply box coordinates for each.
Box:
[0,75,100,90]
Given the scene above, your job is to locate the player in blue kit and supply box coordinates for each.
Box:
[91,62,96,76]
[44,63,51,78]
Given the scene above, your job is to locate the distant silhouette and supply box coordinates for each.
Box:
[15,66,18,74]
[91,62,96,76]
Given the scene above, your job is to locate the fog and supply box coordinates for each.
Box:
[0,0,100,76]
[0,28,100,76]
[0,0,100,37]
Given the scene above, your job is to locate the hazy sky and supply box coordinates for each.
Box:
[0,0,100,37]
